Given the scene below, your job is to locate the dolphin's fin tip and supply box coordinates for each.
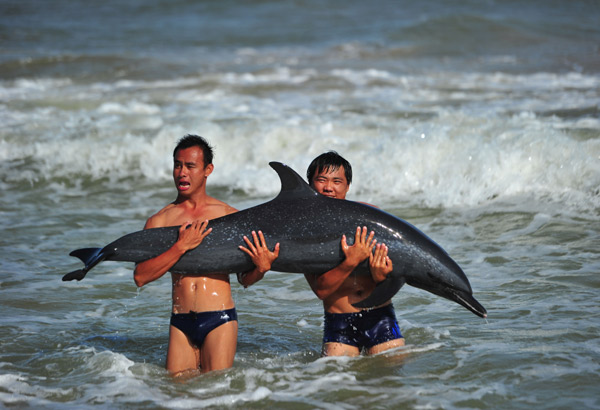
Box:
[65,247,105,282]
[62,269,86,281]
[269,161,316,199]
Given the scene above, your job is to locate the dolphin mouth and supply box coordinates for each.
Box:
[452,290,487,318]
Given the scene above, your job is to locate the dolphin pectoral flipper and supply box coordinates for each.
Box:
[63,248,106,281]
[351,275,406,309]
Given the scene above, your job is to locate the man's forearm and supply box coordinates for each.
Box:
[312,260,356,300]
[133,242,187,287]
[237,266,266,288]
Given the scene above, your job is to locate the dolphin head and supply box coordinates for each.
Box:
[405,244,487,318]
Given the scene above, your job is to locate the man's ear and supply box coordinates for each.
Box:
[204,163,214,177]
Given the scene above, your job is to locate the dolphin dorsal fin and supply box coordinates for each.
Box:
[269,162,319,201]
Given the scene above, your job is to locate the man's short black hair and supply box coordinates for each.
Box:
[173,134,214,167]
[306,151,352,185]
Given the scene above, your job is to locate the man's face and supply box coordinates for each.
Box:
[311,166,350,199]
[172,146,213,194]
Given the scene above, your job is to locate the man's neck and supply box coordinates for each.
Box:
[174,190,210,207]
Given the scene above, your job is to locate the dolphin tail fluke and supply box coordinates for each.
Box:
[351,275,406,309]
[63,248,105,281]
[62,269,87,281]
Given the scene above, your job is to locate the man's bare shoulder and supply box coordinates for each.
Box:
[144,197,237,229]
[144,203,179,229]
[205,196,238,218]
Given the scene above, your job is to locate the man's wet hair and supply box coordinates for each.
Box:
[306,151,352,185]
[173,134,214,167]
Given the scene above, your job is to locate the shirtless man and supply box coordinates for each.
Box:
[304,151,405,356]
[133,135,278,376]
[242,151,405,356]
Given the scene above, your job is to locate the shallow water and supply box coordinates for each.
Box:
[1,0,599,409]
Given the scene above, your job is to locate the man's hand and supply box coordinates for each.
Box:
[176,219,212,252]
[238,230,280,287]
[369,243,393,283]
[341,226,376,268]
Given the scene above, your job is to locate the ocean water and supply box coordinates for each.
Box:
[1,0,599,408]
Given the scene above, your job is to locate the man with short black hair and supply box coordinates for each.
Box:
[304,151,405,356]
[134,134,278,376]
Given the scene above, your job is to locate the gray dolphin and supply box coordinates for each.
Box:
[64,162,487,318]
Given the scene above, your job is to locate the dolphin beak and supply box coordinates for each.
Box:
[451,290,487,318]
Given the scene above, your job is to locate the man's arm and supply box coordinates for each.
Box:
[133,219,212,287]
[305,226,376,300]
[237,230,280,288]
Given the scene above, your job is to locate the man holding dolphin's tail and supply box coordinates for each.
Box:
[133,135,278,377]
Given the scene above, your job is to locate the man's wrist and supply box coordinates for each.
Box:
[340,258,359,271]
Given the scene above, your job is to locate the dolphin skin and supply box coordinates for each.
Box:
[64,162,487,318]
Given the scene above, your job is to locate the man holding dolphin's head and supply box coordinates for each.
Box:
[245,151,404,356]
[302,151,405,356]
[133,134,278,376]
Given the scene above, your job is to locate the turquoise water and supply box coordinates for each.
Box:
[1,1,599,408]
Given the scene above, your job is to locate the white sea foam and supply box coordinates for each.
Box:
[0,373,73,407]
[2,68,597,212]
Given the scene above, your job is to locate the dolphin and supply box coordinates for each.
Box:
[64,162,487,318]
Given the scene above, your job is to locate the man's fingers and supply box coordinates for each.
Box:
[243,235,256,251]
[372,244,382,263]
[239,246,252,256]
[256,230,267,248]
[341,234,348,250]
[243,231,275,254]
[353,226,362,242]
[367,230,375,247]
[201,227,212,238]
[358,226,366,242]
[373,243,388,263]
[369,238,377,252]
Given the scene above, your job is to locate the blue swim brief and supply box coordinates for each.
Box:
[323,304,402,349]
[170,307,237,348]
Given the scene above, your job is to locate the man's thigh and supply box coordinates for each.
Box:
[200,320,238,373]
[367,337,405,355]
[322,342,360,357]
[166,325,200,376]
